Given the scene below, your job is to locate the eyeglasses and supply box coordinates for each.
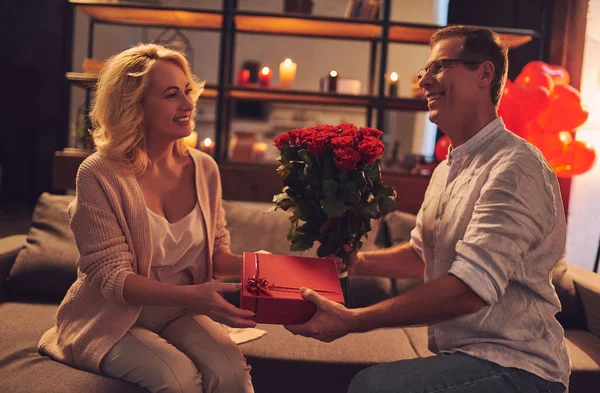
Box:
[417,58,483,80]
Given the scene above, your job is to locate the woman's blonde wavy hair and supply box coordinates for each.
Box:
[91,43,204,175]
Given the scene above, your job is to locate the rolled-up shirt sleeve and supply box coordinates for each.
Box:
[448,160,556,306]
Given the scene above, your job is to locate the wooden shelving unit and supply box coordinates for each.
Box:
[58,0,546,204]
[65,72,219,97]
[72,1,222,30]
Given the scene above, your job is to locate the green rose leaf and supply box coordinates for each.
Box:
[290,232,316,252]
[321,150,335,180]
[374,183,396,199]
[365,162,381,181]
[338,171,349,184]
[357,201,379,219]
[322,179,340,200]
[379,196,398,215]
[276,164,291,180]
[283,172,307,196]
[320,198,346,218]
[317,241,338,258]
[298,149,315,169]
[341,180,361,204]
[293,199,313,221]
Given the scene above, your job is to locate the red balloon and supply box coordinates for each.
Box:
[515,69,554,92]
[513,83,551,124]
[538,85,590,132]
[434,135,451,162]
[499,80,526,137]
[525,122,572,161]
[549,140,596,178]
[521,61,570,86]
[498,79,550,137]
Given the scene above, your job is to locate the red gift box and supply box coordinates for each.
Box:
[241,252,345,325]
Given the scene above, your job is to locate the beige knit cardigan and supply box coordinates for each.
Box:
[38,148,231,373]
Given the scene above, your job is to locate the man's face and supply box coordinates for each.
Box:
[419,37,483,129]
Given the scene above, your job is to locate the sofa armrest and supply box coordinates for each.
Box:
[0,234,27,300]
[568,263,600,338]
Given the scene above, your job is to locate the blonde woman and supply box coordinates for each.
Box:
[39,43,256,393]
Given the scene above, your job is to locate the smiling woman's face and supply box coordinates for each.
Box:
[142,60,194,143]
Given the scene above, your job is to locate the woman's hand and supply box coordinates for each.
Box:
[184,282,256,328]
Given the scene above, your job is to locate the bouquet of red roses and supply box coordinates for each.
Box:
[272,123,397,305]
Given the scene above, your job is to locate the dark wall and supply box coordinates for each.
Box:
[0,1,73,204]
[448,0,555,80]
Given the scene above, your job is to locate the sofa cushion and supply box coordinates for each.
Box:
[552,259,587,330]
[7,193,78,300]
[0,301,147,393]
[222,200,384,257]
[565,329,600,392]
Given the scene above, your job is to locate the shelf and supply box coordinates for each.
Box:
[70,2,538,48]
[65,72,218,98]
[384,97,428,111]
[229,86,429,111]
[70,1,222,30]
[65,72,99,89]
[229,87,374,106]
[234,11,381,41]
[388,22,537,48]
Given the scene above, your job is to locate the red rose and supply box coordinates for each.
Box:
[337,123,358,133]
[359,136,385,164]
[331,135,355,149]
[274,133,291,150]
[288,128,313,145]
[305,132,329,155]
[334,146,361,171]
[359,127,384,139]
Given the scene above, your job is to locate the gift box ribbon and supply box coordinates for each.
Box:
[245,253,340,314]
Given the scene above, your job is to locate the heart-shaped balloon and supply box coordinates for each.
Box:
[498,80,527,137]
[549,140,596,178]
[513,83,551,124]
[521,61,570,86]
[525,122,572,161]
[515,69,554,92]
[499,79,550,136]
[538,85,589,132]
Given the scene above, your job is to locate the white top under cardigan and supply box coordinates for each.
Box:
[137,202,207,329]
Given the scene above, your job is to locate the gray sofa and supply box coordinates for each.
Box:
[1,193,599,393]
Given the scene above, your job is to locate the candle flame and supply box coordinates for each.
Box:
[284,58,292,66]
[390,72,399,82]
[261,67,270,75]
[203,138,212,147]
[330,70,338,77]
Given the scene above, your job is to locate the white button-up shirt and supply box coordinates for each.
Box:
[410,117,570,387]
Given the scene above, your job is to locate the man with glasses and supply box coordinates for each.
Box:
[286,25,569,393]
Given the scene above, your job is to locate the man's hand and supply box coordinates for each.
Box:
[284,287,356,342]
[334,244,363,276]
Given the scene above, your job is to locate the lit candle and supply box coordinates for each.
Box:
[259,67,272,88]
[279,58,297,89]
[328,70,338,93]
[200,137,214,156]
[183,131,198,148]
[252,142,268,162]
[237,69,250,86]
[389,72,399,97]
